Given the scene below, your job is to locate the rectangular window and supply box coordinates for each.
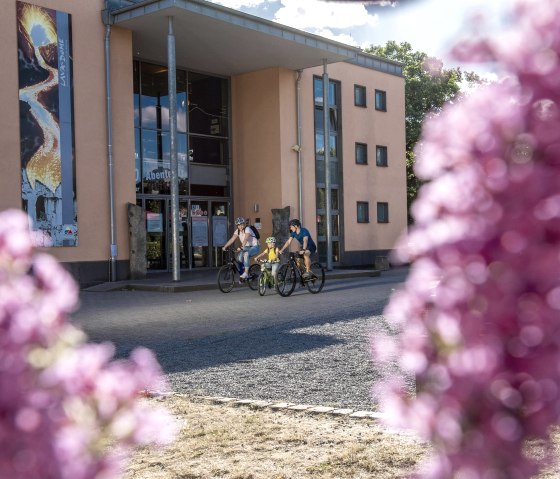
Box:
[357,202,369,223]
[376,145,388,167]
[377,202,389,223]
[355,142,368,165]
[354,84,366,107]
[375,89,387,111]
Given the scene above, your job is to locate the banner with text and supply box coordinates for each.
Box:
[17,2,77,246]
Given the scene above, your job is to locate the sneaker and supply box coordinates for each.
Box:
[240,271,248,280]
[302,271,311,280]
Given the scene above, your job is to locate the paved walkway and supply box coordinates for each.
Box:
[83,266,382,293]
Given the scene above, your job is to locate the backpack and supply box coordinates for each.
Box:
[248,225,260,240]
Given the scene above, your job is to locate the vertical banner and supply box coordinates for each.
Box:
[16,2,77,246]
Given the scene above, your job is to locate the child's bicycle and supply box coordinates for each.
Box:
[217,247,260,293]
[275,252,325,297]
[256,259,279,296]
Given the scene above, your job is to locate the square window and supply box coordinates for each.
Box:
[376,145,388,167]
[355,143,368,165]
[354,84,366,107]
[357,202,369,223]
[375,89,387,111]
[377,202,389,223]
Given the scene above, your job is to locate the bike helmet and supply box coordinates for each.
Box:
[235,216,246,225]
[289,219,301,228]
[265,236,276,244]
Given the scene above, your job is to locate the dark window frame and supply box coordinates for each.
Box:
[357,201,369,223]
[376,145,388,167]
[355,142,368,165]
[354,84,367,107]
[375,89,387,112]
[377,202,389,223]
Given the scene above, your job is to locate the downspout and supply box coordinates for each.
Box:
[104,22,118,281]
[323,59,333,271]
[296,70,303,220]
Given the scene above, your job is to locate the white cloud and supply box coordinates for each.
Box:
[312,29,360,47]
[274,0,379,30]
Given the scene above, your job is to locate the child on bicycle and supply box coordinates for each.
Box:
[279,219,317,279]
[222,216,260,279]
[254,236,281,280]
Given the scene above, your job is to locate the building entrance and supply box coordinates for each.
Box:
[141,198,229,271]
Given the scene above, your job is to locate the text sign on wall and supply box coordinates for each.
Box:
[17,2,77,246]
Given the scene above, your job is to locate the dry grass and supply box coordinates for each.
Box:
[126,395,427,479]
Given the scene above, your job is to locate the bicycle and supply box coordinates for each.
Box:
[275,252,325,297]
[256,259,279,296]
[217,248,260,293]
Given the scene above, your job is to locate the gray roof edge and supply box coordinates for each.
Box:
[346,52,404,77]
[109,0,360,62]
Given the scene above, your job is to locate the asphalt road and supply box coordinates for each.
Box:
[73,266,411,410]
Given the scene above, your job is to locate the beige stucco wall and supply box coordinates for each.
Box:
[231,68,289,240]
[0,0,134,264]
[300,62,407,254]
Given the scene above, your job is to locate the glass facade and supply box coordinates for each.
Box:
[133,61,231,270]
[314,76,342,265]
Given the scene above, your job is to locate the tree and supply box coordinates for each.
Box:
[365,41,482,223]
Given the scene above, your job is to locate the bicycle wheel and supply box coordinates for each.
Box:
[306,262,325,294]
[217,264,235,293]
[247,264,261,291]
[276,263,296,297]
[258,273,267,296]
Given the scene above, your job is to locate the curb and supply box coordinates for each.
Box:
[152,392,383,421]
[83,270,381,293]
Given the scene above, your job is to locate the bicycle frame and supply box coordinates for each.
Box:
[257,260,277,296]
[217,248,259,293]
[276,252,325,296]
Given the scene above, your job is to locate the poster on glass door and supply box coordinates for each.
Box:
[191,216,208,246]
[212,216,228,246]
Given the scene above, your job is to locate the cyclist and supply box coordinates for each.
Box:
[254,236,281,281]
[222,216,260,280]
[279,219,317,279]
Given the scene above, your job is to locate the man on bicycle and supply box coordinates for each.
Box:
[222,217,260,279]
[279,219,317,279]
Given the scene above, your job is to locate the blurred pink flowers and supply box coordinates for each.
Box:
[0,210,177,479]
[374,0,560,477]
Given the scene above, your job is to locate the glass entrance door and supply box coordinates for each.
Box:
[142,198,230,270]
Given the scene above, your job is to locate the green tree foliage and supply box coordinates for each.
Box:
[365,41,483,223]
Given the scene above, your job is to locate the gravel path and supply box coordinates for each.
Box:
[166,301,410,411]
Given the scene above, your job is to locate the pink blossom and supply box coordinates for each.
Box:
[375,0,560,477]
[0,209,177,479]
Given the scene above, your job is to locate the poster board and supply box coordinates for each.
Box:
[212,216,228,246]
[192,216,208,246]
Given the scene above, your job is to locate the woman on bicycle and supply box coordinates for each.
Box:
[279,219,316,279]
[254,236,281,281]
[222,217,260,279]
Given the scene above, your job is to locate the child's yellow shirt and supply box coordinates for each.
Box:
[267,247,279,262]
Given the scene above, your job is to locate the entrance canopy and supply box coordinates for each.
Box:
[106,0,362,76]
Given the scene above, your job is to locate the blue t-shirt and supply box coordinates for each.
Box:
[291,227,316,252]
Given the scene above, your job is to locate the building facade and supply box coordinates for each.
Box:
[1,0,407,285]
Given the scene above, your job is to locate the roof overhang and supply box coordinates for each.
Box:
[107,0,362,76]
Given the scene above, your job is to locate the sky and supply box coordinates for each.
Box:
[206,0,514,76]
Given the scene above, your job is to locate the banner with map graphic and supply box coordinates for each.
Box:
[17,2,77,246]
